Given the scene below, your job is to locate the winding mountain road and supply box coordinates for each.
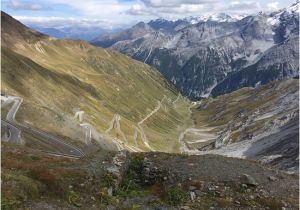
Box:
[1,96,85,158]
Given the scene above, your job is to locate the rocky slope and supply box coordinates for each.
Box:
[181,79,299,173]
[1,11,191,153]
[2,144,299,209]
[92,2,299,99]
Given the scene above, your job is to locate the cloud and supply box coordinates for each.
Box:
[227,1,261,12]
[127,1,207,19]
[48,0,130,17]
[266,1,280,11]
[140,0,213,8]
[14,16,117,29]
[7,0,51,10]
[9,0,294,28]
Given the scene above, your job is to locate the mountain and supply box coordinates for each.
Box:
[91,22,156,47]
[91,2,299,99]
[183,79,299,173]
[1,11,191,153]
[1,10,299,210]
[31,25,122,41]
[183,13,246,24]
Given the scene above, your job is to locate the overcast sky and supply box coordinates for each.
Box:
[1,0,297,29]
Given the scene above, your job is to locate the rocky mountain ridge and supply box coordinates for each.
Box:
[91,2,299,99]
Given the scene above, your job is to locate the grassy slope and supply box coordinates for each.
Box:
[1,12,191,152]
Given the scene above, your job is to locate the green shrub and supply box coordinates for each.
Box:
[1,198,19,210]
[101,174,114,188]
[166,184,187,206]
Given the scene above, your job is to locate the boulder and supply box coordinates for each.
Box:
[240,174,258,186]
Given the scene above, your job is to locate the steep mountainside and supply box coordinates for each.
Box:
[91,2,299,99]
[1,11,191,153]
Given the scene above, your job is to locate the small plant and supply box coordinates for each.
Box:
[67,190,81,207]
[98,187,113,205]
[130,156,143,172]
[166,184,187,206]
[116,156,148,198]
[217,198,232,208]
[1,198,19,210]
[129,204,141,210]
[101,174,115,188]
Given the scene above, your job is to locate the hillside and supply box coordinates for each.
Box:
[180,79,299,173]
[1,11,191,153]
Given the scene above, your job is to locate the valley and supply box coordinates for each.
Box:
[1,2,299,209]
[1,11,192,154]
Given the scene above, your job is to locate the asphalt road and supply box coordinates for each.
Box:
[2,96,85,158]
[1,120,21,144]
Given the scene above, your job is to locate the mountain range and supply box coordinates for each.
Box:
[91,2,299,100]
[30,25,123,41]
[1,4,299,209]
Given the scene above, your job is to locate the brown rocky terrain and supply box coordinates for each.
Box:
[2,143,298,210]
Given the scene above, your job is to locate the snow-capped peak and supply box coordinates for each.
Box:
[286,0,299,14]
[183,13,245,24]
[268,1,299,26]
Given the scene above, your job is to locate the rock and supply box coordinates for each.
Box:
[195,190,204,196]
[105,151,129,189]
[190,191,196,202]
[215,191,221,196]
[259,189,268,197]
[107,186,113,196]
[189,186,197,191]
[268,175,278,182]
[240,174,258,186]
[141,159,167,185]
[180,206,190,210]
[249,195,255,200]
[235,200,240,205]
[281,201,288,207]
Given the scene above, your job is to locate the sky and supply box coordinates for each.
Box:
[1,0,297,29]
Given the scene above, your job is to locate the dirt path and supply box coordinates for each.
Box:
[178,102,218,154]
